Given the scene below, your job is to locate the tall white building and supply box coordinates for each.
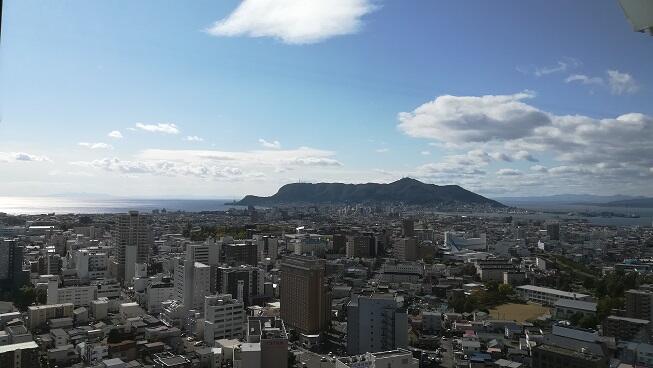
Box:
[203,294,245,344]
[174,258,211,311]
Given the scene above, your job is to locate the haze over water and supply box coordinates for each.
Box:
[0,196,237,215]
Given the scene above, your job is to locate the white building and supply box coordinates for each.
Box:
[74,248,108,281]
[146,280,175,314]
[516,285,592,307]
[28,303,74,330]
[174,259,211,311]
[47,281,96,307]
[204,294,245,344]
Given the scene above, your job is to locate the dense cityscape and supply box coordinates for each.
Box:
[0,197,652,368]
[2,0,653,368]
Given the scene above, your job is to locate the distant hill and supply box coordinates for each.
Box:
[597,197,653,208]
[495,194,644,205]
[236,178,505,207]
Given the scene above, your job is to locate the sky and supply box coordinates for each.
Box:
[1,0,652,198]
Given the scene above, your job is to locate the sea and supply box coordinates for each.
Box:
[0,196,239,215]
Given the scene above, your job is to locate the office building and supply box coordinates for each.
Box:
[174,259,211,311]
[346,292,408,355]
[224,243,258,266]
[0,239,27,291]
[215,265,264,306]
[203,294,245,344]
[547,223,560,241]
[401,219,415,238]
[394,238,417,261]
[280,255,330,335]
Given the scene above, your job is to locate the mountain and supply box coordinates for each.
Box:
[494,194,644,205]
[236,178,505,207]
[597,197,653,208]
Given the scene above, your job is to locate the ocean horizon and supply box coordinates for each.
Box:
[0,196,241,215]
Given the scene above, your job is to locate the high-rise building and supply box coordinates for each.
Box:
[401,219,415,238]
[215,265,264,306]
[255,235,279,261]
[280,255,330,335]
[346,235,375,258]
[0,239,27,291]
[224,243,258,266]
[115,211,152,284]
[173,258,211,311]
[547,223,561,241]
[394,238,417,261]
[346,292,408,355]
[203,294,245,344]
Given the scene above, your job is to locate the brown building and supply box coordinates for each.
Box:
[280,255,330,335]
[625,288,653,320]
[532,344,608,368]
[394,238,417,261]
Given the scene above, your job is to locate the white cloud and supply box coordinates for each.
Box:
[530,165,548,173]
[135,123,180,134]
[518,58,581,77]
[184,136,204,142]
[565,70,638,95]
[138,146,342,169]
[565,74,604,86]
[71,157,259,181]
[258,138,281,149]
[607,70,639,95]
[513,150,539,162]
[78,142,113,150]
[375,148,389,153]
[496,168,522,176]
[108,130,123,139]
[398,91,550,143]
[534,58,581,76]
[0,152,51,163]
[399,91,653,193]
[420,151,431,155]
[205,0,377,44]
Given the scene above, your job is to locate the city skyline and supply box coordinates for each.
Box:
[2,0,652,198]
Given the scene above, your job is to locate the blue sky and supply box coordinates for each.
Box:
[1,0,652,197]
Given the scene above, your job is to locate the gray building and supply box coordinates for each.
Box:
[346,292,408,355]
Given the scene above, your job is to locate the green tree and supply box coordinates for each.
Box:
[14,286,36,311]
